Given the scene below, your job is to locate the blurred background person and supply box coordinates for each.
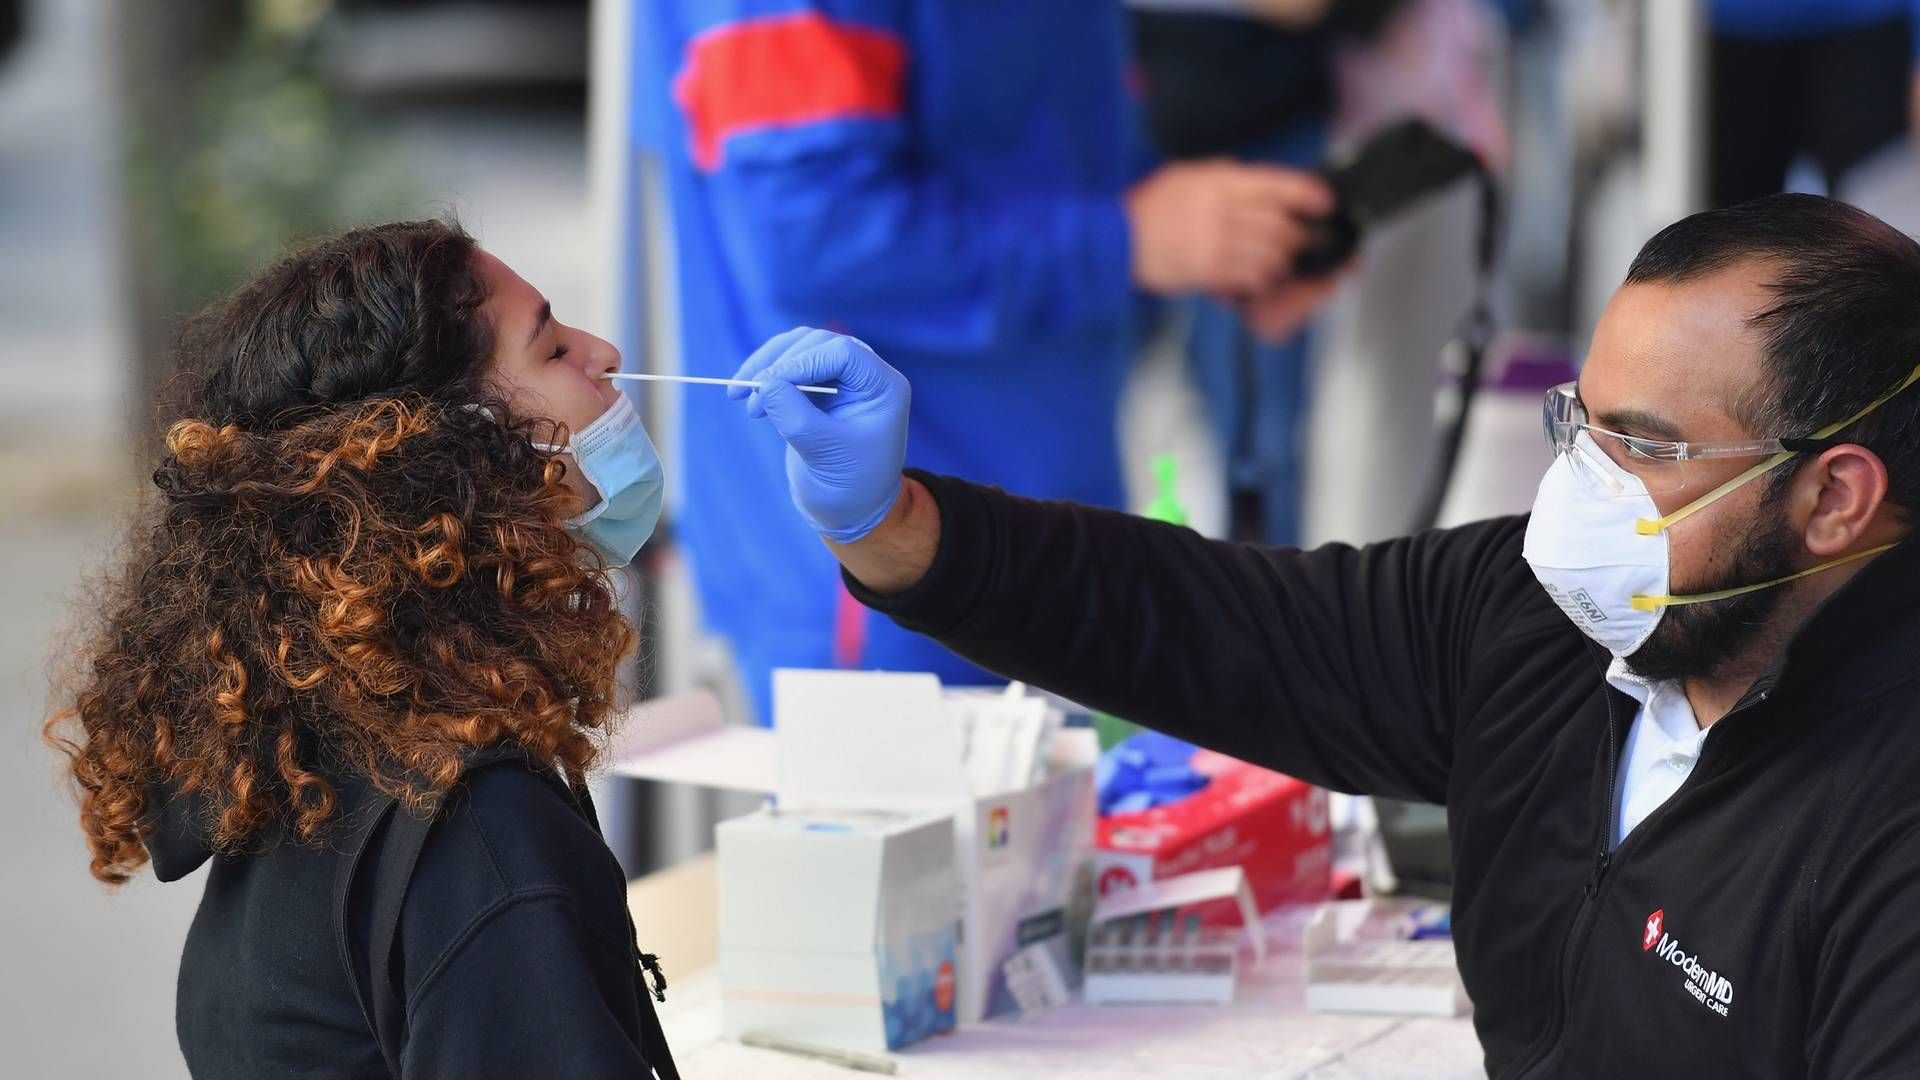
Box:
[1708,0,1919,208]
[1130,0,1528,550]
[1130,0,1345,546]
[640,0,1342,723]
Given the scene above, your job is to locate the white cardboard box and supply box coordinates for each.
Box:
[771,670,1099,1025]
[718,807,959,1054]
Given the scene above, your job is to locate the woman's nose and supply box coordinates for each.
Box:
[580,335,622,379]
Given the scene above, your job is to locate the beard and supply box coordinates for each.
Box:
[1623,496,1802,683]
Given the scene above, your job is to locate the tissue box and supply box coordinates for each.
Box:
[1095,749,1332,913]
[773,669,1097,1024]
[718,807,959,1053]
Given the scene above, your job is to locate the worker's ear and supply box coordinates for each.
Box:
[1792,443,1890,557]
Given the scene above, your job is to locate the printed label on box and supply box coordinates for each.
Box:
[1003,942,1072,1018]
[880,930,959,1049]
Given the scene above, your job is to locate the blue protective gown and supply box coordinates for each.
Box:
[638,2,1140,722]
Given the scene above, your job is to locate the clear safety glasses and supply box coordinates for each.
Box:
[1541,382,1834,497]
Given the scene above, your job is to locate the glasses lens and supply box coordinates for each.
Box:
[1542,384,1580,453]
[1572,428,1692,496]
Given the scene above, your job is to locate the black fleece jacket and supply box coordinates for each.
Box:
[848,471,1920,1079]
[148,755,671,1078]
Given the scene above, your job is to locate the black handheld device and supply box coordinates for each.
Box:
[1292,117,1500,535]
[1292,118,1488,277]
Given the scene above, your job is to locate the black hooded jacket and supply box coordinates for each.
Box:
[148,752,675,1078]
[850,471,1920,1079]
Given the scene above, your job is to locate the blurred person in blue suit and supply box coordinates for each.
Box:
[639,1,1343,722]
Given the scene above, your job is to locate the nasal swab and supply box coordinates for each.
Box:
[598,371,839,395]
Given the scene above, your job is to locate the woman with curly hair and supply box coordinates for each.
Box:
[45,220,679,1078]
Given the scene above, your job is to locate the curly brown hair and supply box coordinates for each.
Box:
[46,220,637,884]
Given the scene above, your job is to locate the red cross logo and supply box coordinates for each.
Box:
[1643,909,1665,951]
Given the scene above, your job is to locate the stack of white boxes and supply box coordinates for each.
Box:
[719,806,960,1053]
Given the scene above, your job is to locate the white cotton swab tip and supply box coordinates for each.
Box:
[598,372,839,395]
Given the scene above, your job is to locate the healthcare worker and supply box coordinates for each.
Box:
[46,221,678,1078]
[640,1,1338,720]
[744,194,1920,1077]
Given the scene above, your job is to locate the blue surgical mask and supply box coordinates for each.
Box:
[537,393,664,568]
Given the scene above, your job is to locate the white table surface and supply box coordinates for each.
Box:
[654,908,1487,1079]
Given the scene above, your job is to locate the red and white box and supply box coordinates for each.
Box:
[1094,749,1332,914]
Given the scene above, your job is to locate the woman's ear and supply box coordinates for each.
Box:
[1798,443,1891,557]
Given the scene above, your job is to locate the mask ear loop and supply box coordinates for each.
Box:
[1630,542,1899,612]
[1634,451,1793,535]
[1635,358,1920,537]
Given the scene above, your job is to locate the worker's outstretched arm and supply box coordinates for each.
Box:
[672,2,1333,355]
[736,331,1536,803]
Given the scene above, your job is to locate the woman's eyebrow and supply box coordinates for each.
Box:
[525,300,551,348]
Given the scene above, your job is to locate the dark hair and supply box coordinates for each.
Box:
[173,219,495,426]
[1624,193,1920,510]
[46,220,635,884]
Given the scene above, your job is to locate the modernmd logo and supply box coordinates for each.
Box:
[1642,909,1733,1017]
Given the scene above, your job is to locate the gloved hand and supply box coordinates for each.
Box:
[730,327,912,543]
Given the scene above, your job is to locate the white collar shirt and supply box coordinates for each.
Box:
[1606,657,1711,849]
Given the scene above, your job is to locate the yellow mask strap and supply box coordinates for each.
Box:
[1635,452,1793,536]
[1635,359,1920,537]
[1629,542,1897,612]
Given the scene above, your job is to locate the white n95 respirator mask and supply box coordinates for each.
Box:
[1522,432,1671,657]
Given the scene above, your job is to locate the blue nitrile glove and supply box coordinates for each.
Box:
[1096,731,1212,815]
[731,327,912,544]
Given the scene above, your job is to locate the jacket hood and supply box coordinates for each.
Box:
[145,783,215,882]
[143,760,400,882]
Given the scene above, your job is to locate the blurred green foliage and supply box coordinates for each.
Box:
[127,0,419,311]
